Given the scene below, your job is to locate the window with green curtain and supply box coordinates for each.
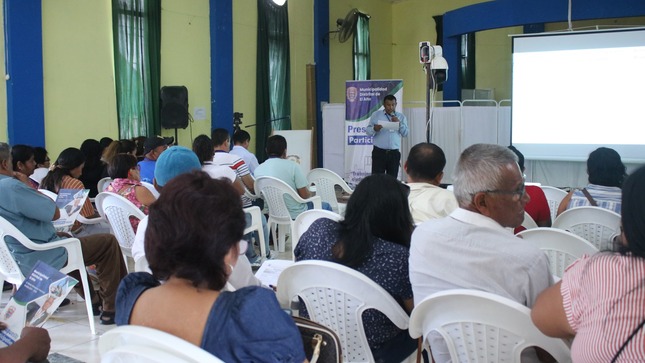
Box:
[112,0,161,139]
[256,0,291,161]
[353,13,370,81]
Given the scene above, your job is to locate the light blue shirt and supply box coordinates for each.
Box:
[230,145,259,175]
[0,175,67,276]
[366,109,409,150]
[254,158,309,219]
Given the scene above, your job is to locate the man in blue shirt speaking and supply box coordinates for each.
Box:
[366,94,409,178]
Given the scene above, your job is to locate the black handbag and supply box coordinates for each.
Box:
[292,316,342,363]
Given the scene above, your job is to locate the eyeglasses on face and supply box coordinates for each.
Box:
[473,184,527,201]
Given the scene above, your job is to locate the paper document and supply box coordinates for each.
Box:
[377,120,399,131]
[52,189,89,230]
[0,261,78,347]
[254,259,294,287]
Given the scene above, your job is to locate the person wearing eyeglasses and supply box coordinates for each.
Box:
[409,143,553,363]
[105,153,156,233]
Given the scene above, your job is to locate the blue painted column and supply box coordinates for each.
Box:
[313,0,329,167]
[210,0,233,133]
[4,0,45,146]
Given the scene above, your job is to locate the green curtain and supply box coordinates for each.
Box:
[353,13,370,80]
[112,0,161,139]
[256,0,291,161]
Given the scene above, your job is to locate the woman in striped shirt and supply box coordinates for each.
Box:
[532,165,645,362]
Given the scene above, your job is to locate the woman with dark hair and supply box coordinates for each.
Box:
[31,146,50,185]
[532,165,645,362]
[295,173,417,362]
[105,154,156,232]
[116,171,305,362]
[558,147,626,215]
[79,139,108,198]
[41,148,103,233]
[11,144,38,189]
[102,140,138,166]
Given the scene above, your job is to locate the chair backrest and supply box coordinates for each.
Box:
[95,192,146,253]
[37,188,58,201]
[540,186,568,223]
[255,176,303,222]
[409,289,571,363]
[306,168,353,214]
[520,211,538,231]
[0,217,27,287]
[292,209,343,257]
[99,325,225,363]
[517,227,599,278]
[97,177,113,193]
[552,206,621,251]
[276,260,409,363]
[140,182,160,199]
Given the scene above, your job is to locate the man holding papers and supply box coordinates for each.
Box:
[366,94,409,178]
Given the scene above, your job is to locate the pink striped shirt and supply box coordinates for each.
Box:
[561,253,645,362]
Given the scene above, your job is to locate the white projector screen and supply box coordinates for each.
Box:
[511,28,645,162]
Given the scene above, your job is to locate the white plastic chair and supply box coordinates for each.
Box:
[552,206,621,251]
[517,227,599,278]
[307,168,353,215]
[409,289,572,363]
[255,176,322,253]
[243,206,267,262]
[276,260,412,363]
[540,186,568,223]
[95,192,146,270]
[292,209,343,260]
[520,211,538,231]
[140,181,160,199]
[97,177,113,194]
[0,216,97,335]
[99,325,225,363]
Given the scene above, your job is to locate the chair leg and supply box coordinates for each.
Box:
[278,225,287,253]
[77,268,97,335]
[270,222,278,253]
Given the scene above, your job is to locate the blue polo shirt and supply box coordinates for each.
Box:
[0,175,67,275]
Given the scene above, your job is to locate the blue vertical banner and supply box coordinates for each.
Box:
[344,80,403,187]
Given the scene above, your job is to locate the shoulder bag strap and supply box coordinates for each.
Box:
[581,188,598,207]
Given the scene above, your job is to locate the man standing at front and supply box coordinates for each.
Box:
[366,94,408,178]
[409,143,552,363]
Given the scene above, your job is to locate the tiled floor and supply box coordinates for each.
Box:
[1,245,293,362]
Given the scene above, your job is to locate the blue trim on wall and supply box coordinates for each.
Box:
[210,0,233,134]
[314,0,329,167]
[442,0,645,101]
[4,0,45,146]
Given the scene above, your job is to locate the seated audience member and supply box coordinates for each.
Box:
[404,142,457,224]
[99,137,113,159]
[409,143,552,363]
[0,323,50,363]
[0,143,127,325]
[41,147,110,235]
[192,134,244,195]
[105,154,156,233]
[79,139,107,198]
[102,139,138,166]
[133,136,147,161]
[230,130,260,175]
[10,145,38,189]
[532,165,645,362]
[295,174,417,362]
[116,171,305,362]
[130,146,261,288]
[508,146,551,233]
[255,134,331,219]
[558,147,625,216]
[30,146,50,186]
[137,136,174,184]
